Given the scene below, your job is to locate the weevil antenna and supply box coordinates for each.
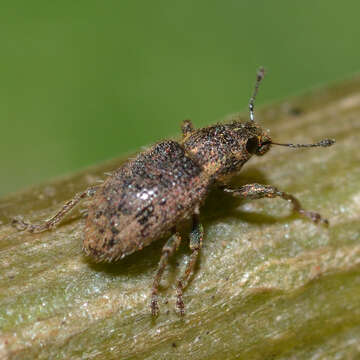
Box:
[249,67,265,122]
[271,138,335,148]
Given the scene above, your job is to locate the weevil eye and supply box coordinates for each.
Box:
[246,136,259,154]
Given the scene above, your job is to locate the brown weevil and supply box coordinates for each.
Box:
[12,68,335,316]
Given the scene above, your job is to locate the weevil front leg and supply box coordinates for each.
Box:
[12,187,98,233]
[224,183,329,225]
[181,119,195,138]
[176,209,204,316]
[150,230,182,316]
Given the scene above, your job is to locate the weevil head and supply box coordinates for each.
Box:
[182,120,272,179]
[240,121,272,157]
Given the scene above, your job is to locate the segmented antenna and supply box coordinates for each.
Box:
[249,67,265,122]
[271,138,336,148]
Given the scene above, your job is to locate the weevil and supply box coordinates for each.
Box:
[13,68,335,316]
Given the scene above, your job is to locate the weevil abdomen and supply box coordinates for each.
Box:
[83,140,210,262]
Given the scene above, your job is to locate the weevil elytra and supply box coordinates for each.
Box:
[13,68,335,316]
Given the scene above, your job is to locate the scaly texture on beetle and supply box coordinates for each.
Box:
[84,140,207,262]
[12,68,335,316]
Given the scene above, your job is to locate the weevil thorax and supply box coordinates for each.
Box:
[182,121,271,180]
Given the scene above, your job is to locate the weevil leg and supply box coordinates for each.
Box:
[150,230,182,316]
[176,210,204,316]
[181,119,195,138]
[224,183,329,225]
[12,186,98,233]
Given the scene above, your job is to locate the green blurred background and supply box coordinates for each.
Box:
[1,0,359,197]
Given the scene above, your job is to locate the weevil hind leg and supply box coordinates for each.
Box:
[176,210,204,316]
[12,186,98,233]
[224,183,329,225]
[181,119,195,138]
[150,230,182,316]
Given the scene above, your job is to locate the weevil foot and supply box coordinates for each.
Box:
[12,217,34,232]
[176,282,185,316]
[150,232,182,316]
[299,209,329,226]
[224,184,330,227]
[150,296,160,317]
[11,188,96,234]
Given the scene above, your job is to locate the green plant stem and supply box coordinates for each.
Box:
[0,75,360,360]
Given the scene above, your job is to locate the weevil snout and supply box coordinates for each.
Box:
[245,133,272,156]
[257,135,272,155]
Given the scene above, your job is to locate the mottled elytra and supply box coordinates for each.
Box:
[13,68,335,316]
